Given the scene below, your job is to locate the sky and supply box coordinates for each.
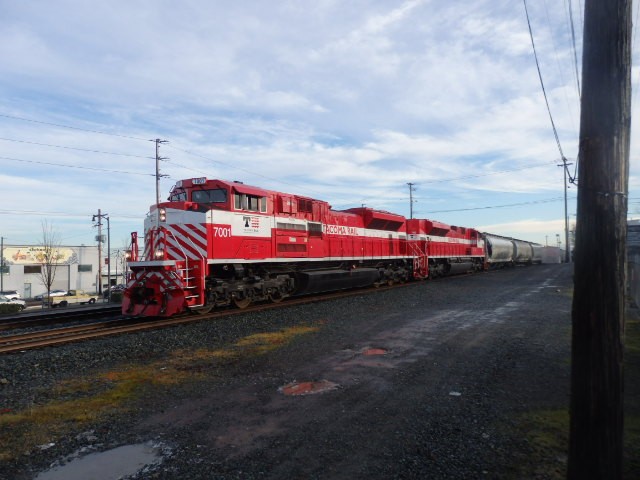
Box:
[0,0,638,251]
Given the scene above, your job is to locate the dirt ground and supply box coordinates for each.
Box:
[3,263,638,479]
[135,264,575,479]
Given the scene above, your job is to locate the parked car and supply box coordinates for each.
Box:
[0,290,21,300]
[44,290,98,307]
[0,294,26,311]
[34,289,68,300]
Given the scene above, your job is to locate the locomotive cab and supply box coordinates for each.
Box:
[166,178,232,213]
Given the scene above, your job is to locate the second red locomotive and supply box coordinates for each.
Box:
[122,177,487,316]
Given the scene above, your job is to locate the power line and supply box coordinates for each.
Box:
[543,0,579,135]
[165,143,329,197]
[523,0,566,161]
[0,209,142,219]
[344,160,562,210]
[567,0,582,97]
[0,113,151,141]
[420,160,559,184]
[0,155,155,176]
[425,196,571,214]
[0,136,152,159]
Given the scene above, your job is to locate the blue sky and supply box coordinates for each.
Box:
[0,0,637,250]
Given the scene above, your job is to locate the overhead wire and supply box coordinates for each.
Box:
[0,136,152,159]
[522,0,577,186]
[542,0,579,137]
[0,209,142,219]
[566,0,583,183]
[0,118,578,215]
[419,160,559,184]
[0,113,151,142]
[164,143,332,199]
[0,155,155,177]
[522,0,565,161]
[425,196,572,214]
[566,0,582,98]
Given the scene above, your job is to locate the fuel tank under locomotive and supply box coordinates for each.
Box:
[295,268,381,295]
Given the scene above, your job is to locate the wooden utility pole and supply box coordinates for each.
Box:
[154,138,168,226]
[568,1,631,478]
[407,182,415,219]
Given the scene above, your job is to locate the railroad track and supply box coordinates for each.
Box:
[0,306,122,331]
[0,281,426,354]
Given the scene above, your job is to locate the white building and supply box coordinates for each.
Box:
[0,244,128,299]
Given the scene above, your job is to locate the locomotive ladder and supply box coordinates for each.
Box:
[164,230,206,307]
[408,241,428,279]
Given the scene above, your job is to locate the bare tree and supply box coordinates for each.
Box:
[36,221,62,306]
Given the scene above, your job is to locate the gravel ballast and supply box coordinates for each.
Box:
[0,264,621,478]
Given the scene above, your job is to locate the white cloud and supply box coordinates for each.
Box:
[0,0,633,248]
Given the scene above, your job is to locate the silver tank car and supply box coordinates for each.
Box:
[484,234,514,264]
[512,239,534,264]
[531,244,543,264]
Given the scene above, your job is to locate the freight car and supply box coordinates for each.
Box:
[483,233,543,268]
[122,177,488,317]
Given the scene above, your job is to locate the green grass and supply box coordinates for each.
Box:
[510,308,640,478]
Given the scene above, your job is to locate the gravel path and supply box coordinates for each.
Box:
[0,264,574,479]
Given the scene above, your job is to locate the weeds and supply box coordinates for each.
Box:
[0,324,319,460]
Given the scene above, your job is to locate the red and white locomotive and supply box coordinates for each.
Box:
[122,177,486,317]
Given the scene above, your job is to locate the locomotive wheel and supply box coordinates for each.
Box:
[268,291,284,303]
[233,296,252,309]
[193,305,213,314]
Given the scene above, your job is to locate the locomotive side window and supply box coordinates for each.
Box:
[277,222,306,231]
[192,188,228,204]
[308,222,323,236]
[234,193,267,213]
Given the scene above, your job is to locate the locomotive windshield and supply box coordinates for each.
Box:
[168,188,187,202]
[192,188,228,204]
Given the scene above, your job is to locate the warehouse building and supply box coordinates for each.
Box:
[0,244,127,299]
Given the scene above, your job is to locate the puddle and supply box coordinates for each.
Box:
[362,348,388,356]
[279,380,339,396]
[35,442,164,480]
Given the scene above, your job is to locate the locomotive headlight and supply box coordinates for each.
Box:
[124,250,132,260]
[159,208,167,222]
[154,248,165,260]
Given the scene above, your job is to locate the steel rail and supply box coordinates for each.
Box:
[0,306,122,331]
[0,280,442,355]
